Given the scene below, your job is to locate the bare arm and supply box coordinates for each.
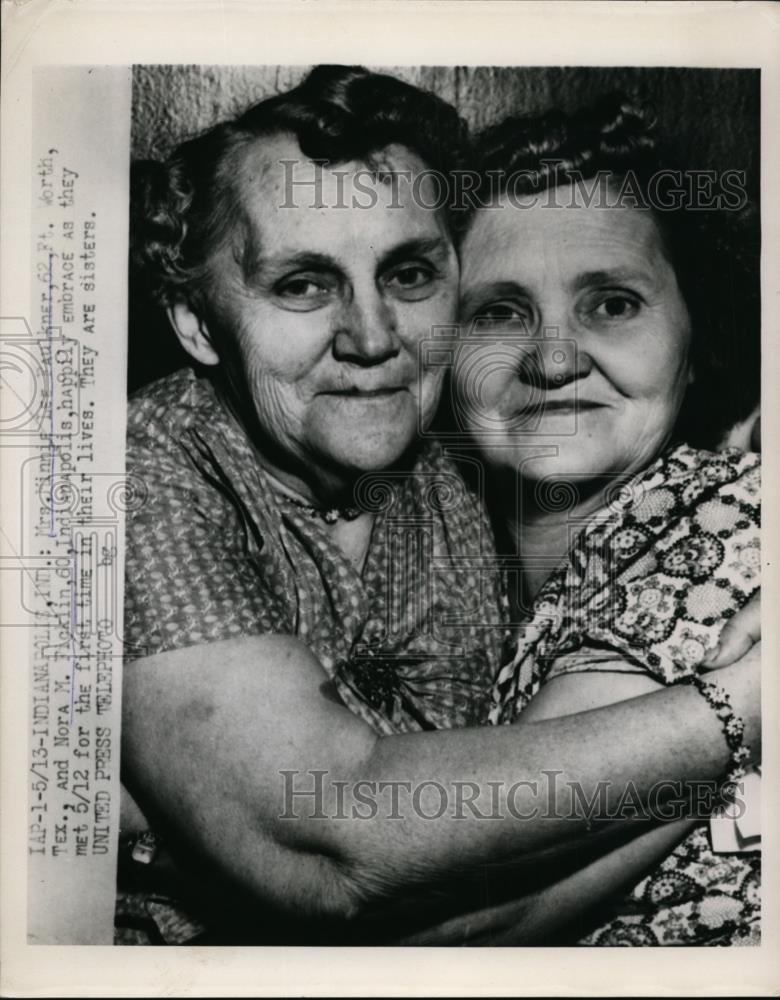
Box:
[393,663,690,943]
[122,632,759,927]
[415,636,761,944]
[399,818,695,945]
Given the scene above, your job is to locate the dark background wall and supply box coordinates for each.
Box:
[132,65,760,190]
[129,64,760,391]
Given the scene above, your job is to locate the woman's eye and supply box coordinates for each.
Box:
[274,274,335,310]
[277,278,328,299]
[593,294,640,321]
[385,264,437,299]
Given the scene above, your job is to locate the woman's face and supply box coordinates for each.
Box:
[174,134,458,499]
[456,181,692,487]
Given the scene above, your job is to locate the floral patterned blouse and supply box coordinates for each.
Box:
[491,444,761,946]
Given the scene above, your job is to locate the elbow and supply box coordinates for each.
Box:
[279,829,418,932]
[255,830,386,927]
[270,736,407,928]
[318,862,371,925]
[298,851,392,926]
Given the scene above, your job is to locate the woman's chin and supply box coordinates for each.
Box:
[491,443,665,507]
[477,441,595,482]
[315,430,417,481]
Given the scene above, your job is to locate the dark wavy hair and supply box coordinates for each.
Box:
[465,95,760,449]
[131,65,469,314]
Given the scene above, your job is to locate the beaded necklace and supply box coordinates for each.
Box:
[274,490,363,524]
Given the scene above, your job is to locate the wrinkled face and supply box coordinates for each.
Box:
[456,181,692,488]
[178,134,458,498]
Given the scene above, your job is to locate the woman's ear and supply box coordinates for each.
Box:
[167,302,220,366]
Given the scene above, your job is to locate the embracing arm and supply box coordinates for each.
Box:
[435,596,762,945]
[122,630,759,929]
[399,818,696,945]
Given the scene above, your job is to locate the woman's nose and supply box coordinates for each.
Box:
[516,321,593,389]
[332,290,401,365]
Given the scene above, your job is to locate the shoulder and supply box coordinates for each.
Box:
[624,444,760,541]
[127,368,223,454]
[640,444,759,503]
[125,368,261,528]
[601,445,760,677]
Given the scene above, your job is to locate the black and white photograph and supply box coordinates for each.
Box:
[1,1,778,995]
[119,62,763,949]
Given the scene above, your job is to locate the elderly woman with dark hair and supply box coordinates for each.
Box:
[455,96,761,944]
[121,66,761,947]
[126,66,503,735]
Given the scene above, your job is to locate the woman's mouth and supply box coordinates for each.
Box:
[324,386,407,398]
[514,399,606,419]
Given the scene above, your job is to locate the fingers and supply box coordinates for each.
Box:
[718,405,760,452]
[702,592,760,669]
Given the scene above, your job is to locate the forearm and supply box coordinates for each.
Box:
[390,639,761,944]
[398,818,695,945]
[326,663,755,897]
[123,637,758,924]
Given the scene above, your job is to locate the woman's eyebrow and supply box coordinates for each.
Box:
[241,248,343,283]
[240,238,450,283]
[459,280,530,314]
[376,236,452,273]
[572,268,656,291]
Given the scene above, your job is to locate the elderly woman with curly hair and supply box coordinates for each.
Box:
[454,95,761,945]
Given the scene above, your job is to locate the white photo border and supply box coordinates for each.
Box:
[2,1,779,995]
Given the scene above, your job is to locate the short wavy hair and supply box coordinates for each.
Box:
[466,95,760,449]
[131,65,469,314]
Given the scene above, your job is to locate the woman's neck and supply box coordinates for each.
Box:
[216,378,376,569]
[216,379,358,507]
[505,475,623,604]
